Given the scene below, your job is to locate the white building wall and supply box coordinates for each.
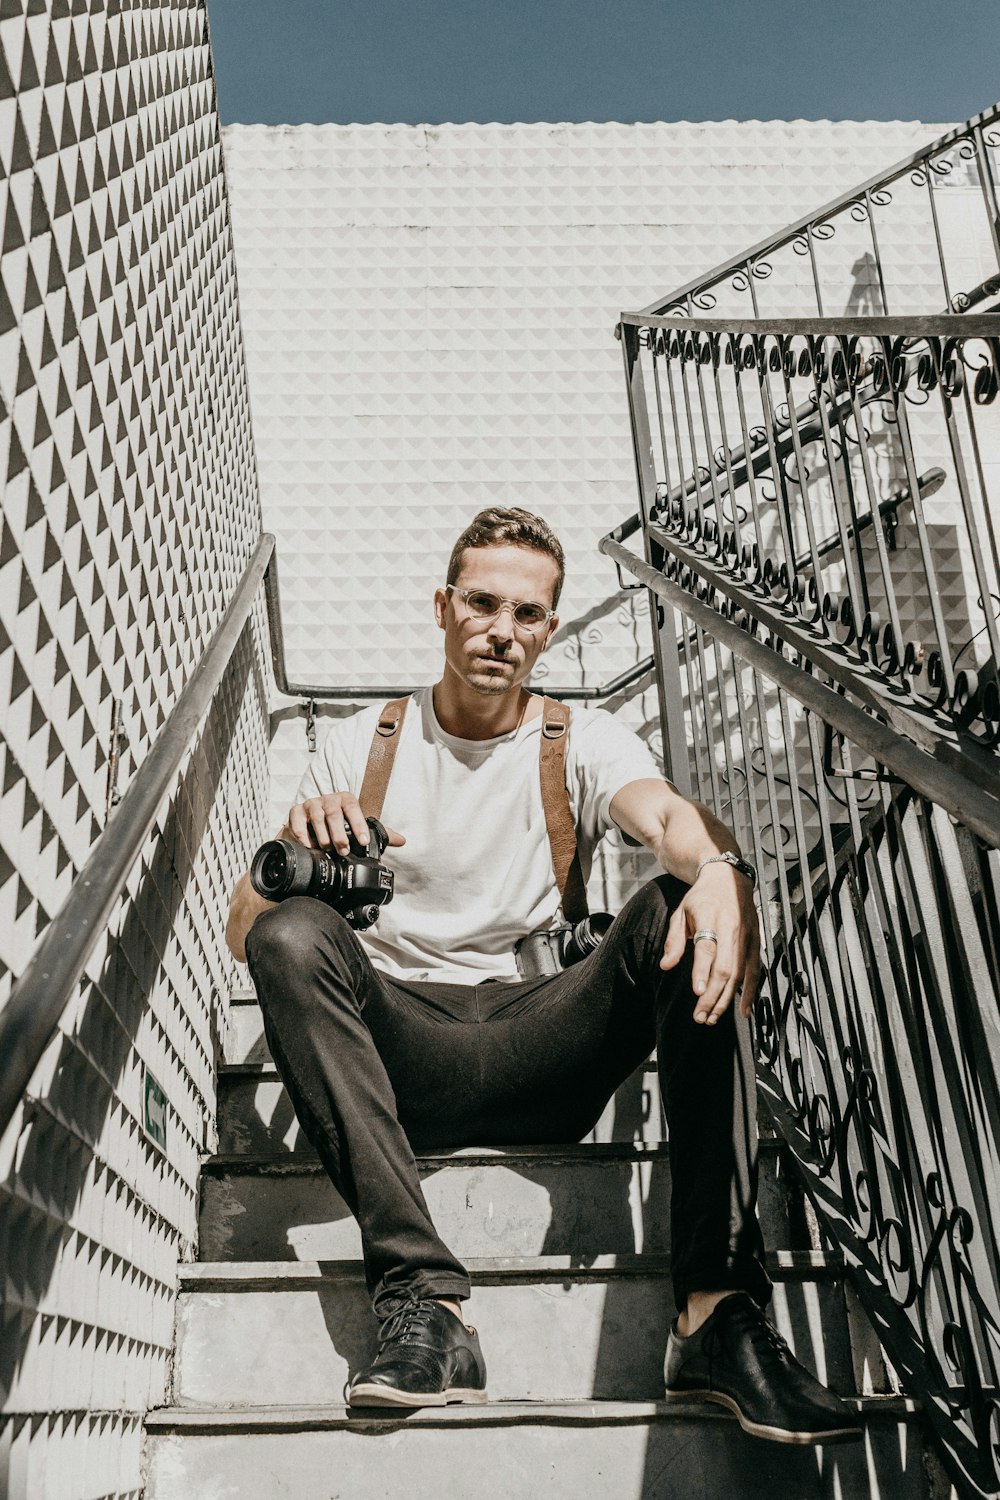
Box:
[0,6,267,1497]
[220,119,983,899]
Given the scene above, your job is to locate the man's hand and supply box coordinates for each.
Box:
[225,792,405,964]
[659,863,761,1022]
[285,792,406,856]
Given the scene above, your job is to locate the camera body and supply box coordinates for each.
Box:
[250,817,394,930]
[514,911,614,979]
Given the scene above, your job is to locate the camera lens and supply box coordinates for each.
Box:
[259,846,289,890]
[563,912,614,965]
[251,839,321,901]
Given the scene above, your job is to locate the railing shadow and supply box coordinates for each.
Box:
[0,631,259,1412]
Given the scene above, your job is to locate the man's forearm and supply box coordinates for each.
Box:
[651,798,742,885]
[610,777,743,885]
[226,870,276,964]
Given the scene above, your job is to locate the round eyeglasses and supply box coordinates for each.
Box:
[445,585,555,634]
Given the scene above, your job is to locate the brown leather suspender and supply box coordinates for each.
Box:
[358,697,410,821]
[357,694,588,921]
[538,698,589,923]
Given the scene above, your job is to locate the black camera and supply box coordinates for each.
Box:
[250,817,394,931]
[514,911,614,979]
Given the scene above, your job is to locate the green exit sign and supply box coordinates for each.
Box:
[143,1067,168,1153]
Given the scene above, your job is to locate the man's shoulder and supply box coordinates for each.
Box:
[317,690,425,760]
[565,702,639,746]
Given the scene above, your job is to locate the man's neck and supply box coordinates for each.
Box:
[431,680,537,741]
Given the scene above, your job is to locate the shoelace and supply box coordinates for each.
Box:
[377,1293,437,1349]
[704,1301,793,1373]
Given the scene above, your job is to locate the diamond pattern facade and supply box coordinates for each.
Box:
[0,5,265,1498]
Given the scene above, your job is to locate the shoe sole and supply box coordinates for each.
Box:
[347,1384,489,1409]
[664,1388,863,1444]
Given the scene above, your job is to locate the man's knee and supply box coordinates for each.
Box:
[618,873,687,936]
[245,897,355,989]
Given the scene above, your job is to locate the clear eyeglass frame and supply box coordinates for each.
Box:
[445,584,555,634]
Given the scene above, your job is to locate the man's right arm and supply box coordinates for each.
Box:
[225,792,406,963]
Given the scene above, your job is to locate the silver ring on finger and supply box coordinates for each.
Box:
[693,928,719,944]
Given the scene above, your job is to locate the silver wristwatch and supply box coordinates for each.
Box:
[695,851,758,889]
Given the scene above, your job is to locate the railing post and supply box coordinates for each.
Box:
[620,322,692,796]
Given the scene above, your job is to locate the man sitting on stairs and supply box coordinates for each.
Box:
[226,506,861,1445]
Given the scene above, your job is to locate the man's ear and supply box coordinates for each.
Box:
[433,587,448,629]
[540,614,559,652]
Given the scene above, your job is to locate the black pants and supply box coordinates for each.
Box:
[245,875,770,1317]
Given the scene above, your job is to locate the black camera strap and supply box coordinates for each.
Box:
[358,693,588,922]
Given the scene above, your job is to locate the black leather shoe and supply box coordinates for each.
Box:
[348,1296,488,1409]
[664,1292,863,1444]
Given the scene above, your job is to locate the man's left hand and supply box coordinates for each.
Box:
[659,864,761,1023]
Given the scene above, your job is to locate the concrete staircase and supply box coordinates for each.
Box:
[144,991,933,1498]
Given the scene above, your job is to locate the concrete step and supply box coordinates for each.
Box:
[216,1057,666,1155]
[145,1396,928,1500]
[172,1253,855,1408]
[218,1057,665,1158]
[198,1139,803,1263]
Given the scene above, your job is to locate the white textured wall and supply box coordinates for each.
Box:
[220,119,963,842]
[0,5,267,1497]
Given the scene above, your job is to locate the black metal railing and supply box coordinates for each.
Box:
[612,304,1000,1497]
[261,549,657,746]
[643,104,1000,323]
[0,537,275,1139]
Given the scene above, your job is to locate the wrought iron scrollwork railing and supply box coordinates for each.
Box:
[643,104,1000,322]
[611,310,1000,1498]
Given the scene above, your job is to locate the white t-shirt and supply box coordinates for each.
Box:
[295,687,663,983]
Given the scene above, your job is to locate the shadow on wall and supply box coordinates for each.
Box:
[0,631,256,1431]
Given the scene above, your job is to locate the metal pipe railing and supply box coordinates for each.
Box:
[0,535,275,1139]
[262,550,654,705]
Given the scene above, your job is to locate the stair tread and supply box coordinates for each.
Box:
[180,1250,842,1289]
[147,1393,919,1433]
[202,1141,683,1173]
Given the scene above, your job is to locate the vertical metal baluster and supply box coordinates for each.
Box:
[676,345,711,539]
[730,344,771,567]
[805,227,825,317]
[662,346,690,520]
[691,337,730,524]
[939,340,1000,674]
[777,337,857,620]
[708,335,747,560]
[920,155,954,311]
[807,340,873,624]
[842,336,910,689]
[752,339,800,573]
[885,797,1000,1304]
[863,187,891,316]
[621,323,691,794]
[679,609,712,806]
[799,709,871,1089]
[691,609,724,815]
[885,358,958,701]
[649,337,676,501]
[970,123,1000,279]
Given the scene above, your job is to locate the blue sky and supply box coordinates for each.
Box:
[205,0,999,126]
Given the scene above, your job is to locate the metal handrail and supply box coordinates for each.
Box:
[638,102,1000,318]
[600,536,1000,849]
[620,312,1000,336]
[262,549,654,704]
[0,535,275,1139]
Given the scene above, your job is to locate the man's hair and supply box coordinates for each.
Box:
[446,507,565,608]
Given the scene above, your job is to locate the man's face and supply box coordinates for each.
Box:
[433,544,560,698]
